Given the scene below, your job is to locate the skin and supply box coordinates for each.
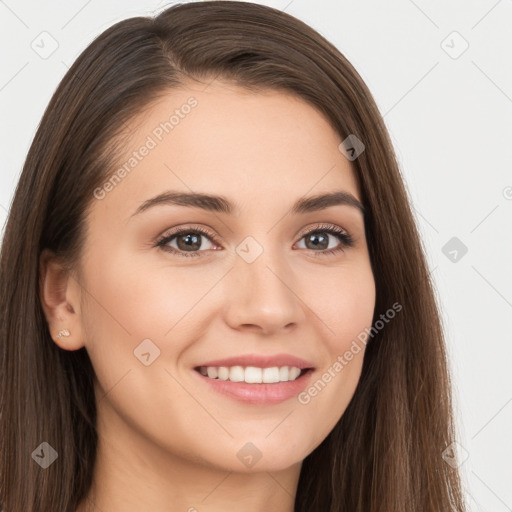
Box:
[40,80,376,512]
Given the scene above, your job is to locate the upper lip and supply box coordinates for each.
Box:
[195,353,315,370]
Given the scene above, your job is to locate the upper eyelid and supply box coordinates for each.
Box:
[296,223,350,238]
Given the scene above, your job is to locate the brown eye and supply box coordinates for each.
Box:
[156,227,218,258]
[295,224,354,256]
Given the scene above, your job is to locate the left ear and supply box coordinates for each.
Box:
[39,248,85,351]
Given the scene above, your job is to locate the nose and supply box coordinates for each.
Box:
[222,248,305,335]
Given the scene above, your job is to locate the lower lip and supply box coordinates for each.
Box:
[193,368,315,405]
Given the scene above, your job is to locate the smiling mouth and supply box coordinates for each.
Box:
[193,365,313,384]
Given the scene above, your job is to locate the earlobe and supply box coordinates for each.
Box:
[56,328,71,340]
[39,248,85,351]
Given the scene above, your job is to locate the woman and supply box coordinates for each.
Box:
[0,1,467,510]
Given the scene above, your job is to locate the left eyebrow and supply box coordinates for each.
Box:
[130,190,365,218]
[291,191,365,216]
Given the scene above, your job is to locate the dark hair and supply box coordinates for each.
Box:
[0,1,467,510]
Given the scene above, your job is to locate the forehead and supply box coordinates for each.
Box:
[93,81,361,221]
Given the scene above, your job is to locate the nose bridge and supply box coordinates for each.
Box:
[224,236,303,332]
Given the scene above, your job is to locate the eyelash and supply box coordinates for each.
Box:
[155,223,355,259]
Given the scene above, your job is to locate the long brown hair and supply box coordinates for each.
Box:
[0,2,467,510]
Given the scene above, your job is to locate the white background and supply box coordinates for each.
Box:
[1,1,511,510]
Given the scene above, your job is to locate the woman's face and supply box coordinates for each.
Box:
[70,81,375,473]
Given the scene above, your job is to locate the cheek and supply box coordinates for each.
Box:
[79,251,212,436]
[292,264,375,440]
[82,248,207,340]
[306,261,376,348]
[79,247,228,393]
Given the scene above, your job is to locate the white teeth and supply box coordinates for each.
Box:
[288,367,301,380]
[244,366,262,383]
[198,365,306,383]
[229,365,245,382]
[262,367,280,383]
[217,366,230,381]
